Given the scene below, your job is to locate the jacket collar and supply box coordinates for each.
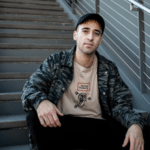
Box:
[62,45,76,67]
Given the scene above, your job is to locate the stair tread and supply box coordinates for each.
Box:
[0,92,22,95]
[0,114,26,123]
[0,33,73,38]
[0,73,32,79]
[0,14,73,23]
[0,8,68,16]
[0,92,22,100]
[0,144,30,150]
[0,0,58,5]
[0,43,73,49]
[0,23,74,30]
[0,56,46,62]
[0,114,26,129]
[0,2,63,11]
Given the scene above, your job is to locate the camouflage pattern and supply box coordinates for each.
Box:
[21,45,147,149]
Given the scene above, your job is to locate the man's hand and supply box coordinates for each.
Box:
[37,100,64,128]
[122,124,144,150]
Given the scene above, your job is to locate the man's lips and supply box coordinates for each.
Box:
[84,43,94,46]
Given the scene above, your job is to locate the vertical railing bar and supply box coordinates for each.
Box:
[138,0,145,93]
[72,0,75,14]
[96,0,99,14]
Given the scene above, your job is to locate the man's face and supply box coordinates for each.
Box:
[73,20,103,55]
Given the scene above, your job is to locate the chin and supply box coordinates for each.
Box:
[83,50,96,55]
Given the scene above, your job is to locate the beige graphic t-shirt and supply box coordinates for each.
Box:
[57,55,105,120]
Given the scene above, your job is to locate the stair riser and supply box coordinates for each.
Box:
[0,44,73,49]
[0,101,25,115]
[0,38,75,45]
[0,120,26,129]
[0,79,27,93]
[0,25,74,31]
[0,144,30,150]
[0,21,73,26]
[0,14,73,23]
[0,3,63,11]
[0,63,40,73]
[0,49,64,56]
[0,0,57,5]
[0,73,31,79]
[0,93,21,100]
[0,29,73,35]
[0,128,29,147]
[0,8,68,17]
[0,33,73,39]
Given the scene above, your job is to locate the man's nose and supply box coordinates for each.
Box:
[88,32,94,41]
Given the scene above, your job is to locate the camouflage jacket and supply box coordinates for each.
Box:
[21,45,147,150]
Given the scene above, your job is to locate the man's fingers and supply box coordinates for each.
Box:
[55,106,64,116]
[122,135,129,147]
[47,113,57,127]
[39,116,47,127]
[135,139,141,150]
[130,138,135,150]
[43,115,51,127]
[142,143,144,150]
[52,112,61,127]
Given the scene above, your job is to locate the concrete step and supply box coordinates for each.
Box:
[0,144,30,150]
[0,127,29,147]
[0,73,32,79]
[0,3,63,11]
[0,92,22,100]
[0,43,73,49]
[0,49,65,56]
[0,14,73,23]
[0,63,41,73]
[0,20,73,26]
[0,23,74,30]
[0,114,26,129]
[0,101,25,115]
[0,56,47,62]
[0,33,73,39]
[0,38,75,45]
[0,0,58,6]
[0,79,27,93]
[0,29,73,35]
[0,8,68,17]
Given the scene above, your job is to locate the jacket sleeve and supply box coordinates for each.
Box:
[21,56,54,112]
[111,63,147,131]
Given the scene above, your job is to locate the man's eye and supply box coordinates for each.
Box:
[83,30,88,33]
[95,32,100,35]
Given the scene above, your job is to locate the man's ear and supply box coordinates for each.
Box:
[99,36,103,45]
[73,30,77,41]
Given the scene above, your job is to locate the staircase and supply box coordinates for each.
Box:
[0,0,75,149]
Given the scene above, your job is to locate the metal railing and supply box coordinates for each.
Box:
[129,0,150,14]
[129,0,150,93]
[66,0,150,94]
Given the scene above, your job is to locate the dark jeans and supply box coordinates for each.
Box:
[26,110,131,150]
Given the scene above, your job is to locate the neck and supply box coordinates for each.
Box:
[74,50,95,68]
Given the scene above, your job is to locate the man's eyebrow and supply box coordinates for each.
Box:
[81,28,101,33]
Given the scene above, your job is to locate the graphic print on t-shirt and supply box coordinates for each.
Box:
[74,82,91,108]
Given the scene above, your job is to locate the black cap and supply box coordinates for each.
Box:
[75,13,105,35]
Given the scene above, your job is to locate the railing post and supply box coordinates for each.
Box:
[129,0,146,93]
[72,0,75,14]
[138,0,145,93]
[95,0,99,14]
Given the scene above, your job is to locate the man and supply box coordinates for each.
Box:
[21,13,147,150]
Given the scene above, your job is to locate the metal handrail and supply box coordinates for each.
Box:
[129,0,150,14]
